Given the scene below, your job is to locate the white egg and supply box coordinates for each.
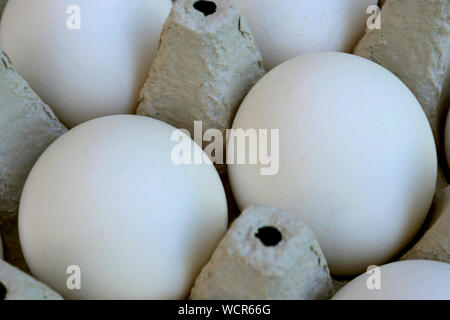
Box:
[234,0,377,69]
[333,260,450,300]
[0,0,172,128]
[227,52,437,276]
[19,115,228,300]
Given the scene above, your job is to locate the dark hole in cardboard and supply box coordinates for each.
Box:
[193,1,217,16]
[255,226,282,247]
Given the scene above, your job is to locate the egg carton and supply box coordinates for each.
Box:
[0,0,449,300]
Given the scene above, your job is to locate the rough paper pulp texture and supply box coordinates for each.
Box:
[0,50,67,213]
[402,185,450,263]
[190,204,334,300]
[137,0,265,143]
[0,260,62,300]
[354,0,450,150]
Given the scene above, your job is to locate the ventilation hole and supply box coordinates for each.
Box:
[193,1,217,16]
[255,226,283,247]
[0,282,7,300]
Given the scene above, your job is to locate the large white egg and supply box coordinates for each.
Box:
[19,115,228,299]
[0,0,172,127]
[227,52,437,275]
[333,260,450,300]
[234,0,377,69]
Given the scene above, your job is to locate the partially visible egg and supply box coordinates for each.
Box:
[0,0,172,127]
[333,260,450,300]
[234,0,377,69]
[19,115,228,299]
[228,52,437,275]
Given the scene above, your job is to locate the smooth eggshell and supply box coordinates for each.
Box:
[234,0,377,69]
[332,260,450,300]
[228,52,437,276]
[19,115,228,299]
[0,0,172,127]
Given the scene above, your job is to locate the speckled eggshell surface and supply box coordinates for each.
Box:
[234,0,377,69]
[19,115,228,300]
[228,52,437,276]
[333,260,450,300]
[0,0,172,127]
